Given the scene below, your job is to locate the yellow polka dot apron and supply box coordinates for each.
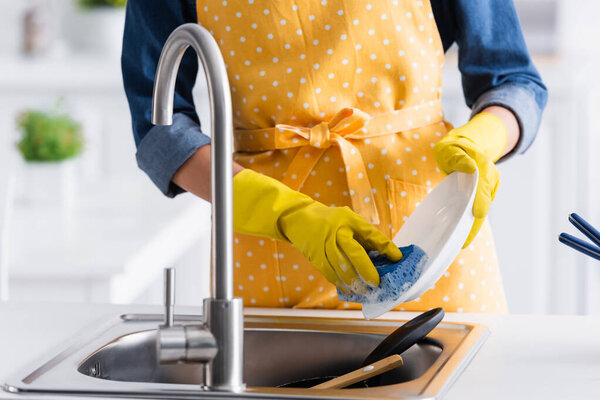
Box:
[196,0,508,313]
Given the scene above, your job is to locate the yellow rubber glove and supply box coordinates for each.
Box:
[433,113,508,248]
[233,169,402,292]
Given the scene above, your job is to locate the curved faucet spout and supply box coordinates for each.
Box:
[151,23,243,391]
[152,23,234,301]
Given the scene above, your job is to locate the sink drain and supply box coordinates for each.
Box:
[88,361,102,378]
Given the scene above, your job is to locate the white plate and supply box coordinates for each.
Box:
[362,170,478,319]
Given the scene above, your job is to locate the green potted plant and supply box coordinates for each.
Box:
[16,108,84,207]
[17,109,84,162]
[64,0,127,57]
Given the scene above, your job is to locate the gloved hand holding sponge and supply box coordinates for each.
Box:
[233,169,402,293]
[434,112,508,247]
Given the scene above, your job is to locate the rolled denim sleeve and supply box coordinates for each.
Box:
[122,0,210,197]
[436,0,548,157]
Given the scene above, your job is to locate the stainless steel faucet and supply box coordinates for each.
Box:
[151,23,244,392]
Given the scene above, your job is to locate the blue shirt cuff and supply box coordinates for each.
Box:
[470,82,542,161]
[136,113,211,197]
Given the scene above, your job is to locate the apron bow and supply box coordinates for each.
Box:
[309,107,372,149]
[287,107,380,224]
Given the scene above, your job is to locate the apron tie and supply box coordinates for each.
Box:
[234,101,445,225]
[304,107,379,223]
[309,107,372,148]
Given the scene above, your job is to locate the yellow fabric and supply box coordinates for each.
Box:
[196,0,508,313]
[434,113,508,247]
[233,168,402,290]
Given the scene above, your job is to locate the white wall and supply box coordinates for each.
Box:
[0,0,214,306]
[440,0,600,314]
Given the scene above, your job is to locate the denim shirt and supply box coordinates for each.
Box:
[122,0,548,197]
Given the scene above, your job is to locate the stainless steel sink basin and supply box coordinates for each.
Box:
[4,313,488,399]
[77,329,440,387]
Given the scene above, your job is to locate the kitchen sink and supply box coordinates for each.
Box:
[3,313,488,399]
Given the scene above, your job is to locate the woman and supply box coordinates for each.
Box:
[122,0,547,312]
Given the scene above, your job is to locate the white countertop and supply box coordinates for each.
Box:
[1,302,599,399]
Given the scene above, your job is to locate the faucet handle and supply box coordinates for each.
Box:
[163,267,175,328]
[157,267,218,364]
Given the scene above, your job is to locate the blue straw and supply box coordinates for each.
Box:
[558,232,600,261]
[569,213,600,248]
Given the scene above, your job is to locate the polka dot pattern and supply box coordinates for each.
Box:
[201,1,507,312]
[197,0,443,129]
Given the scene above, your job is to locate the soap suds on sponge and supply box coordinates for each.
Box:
[337,245,428,305]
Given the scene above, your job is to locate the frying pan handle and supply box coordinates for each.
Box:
[361,308,445,367]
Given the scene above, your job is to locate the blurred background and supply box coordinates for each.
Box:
[0,0,599,314]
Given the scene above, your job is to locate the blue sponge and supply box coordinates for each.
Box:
[337,245,428,304]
